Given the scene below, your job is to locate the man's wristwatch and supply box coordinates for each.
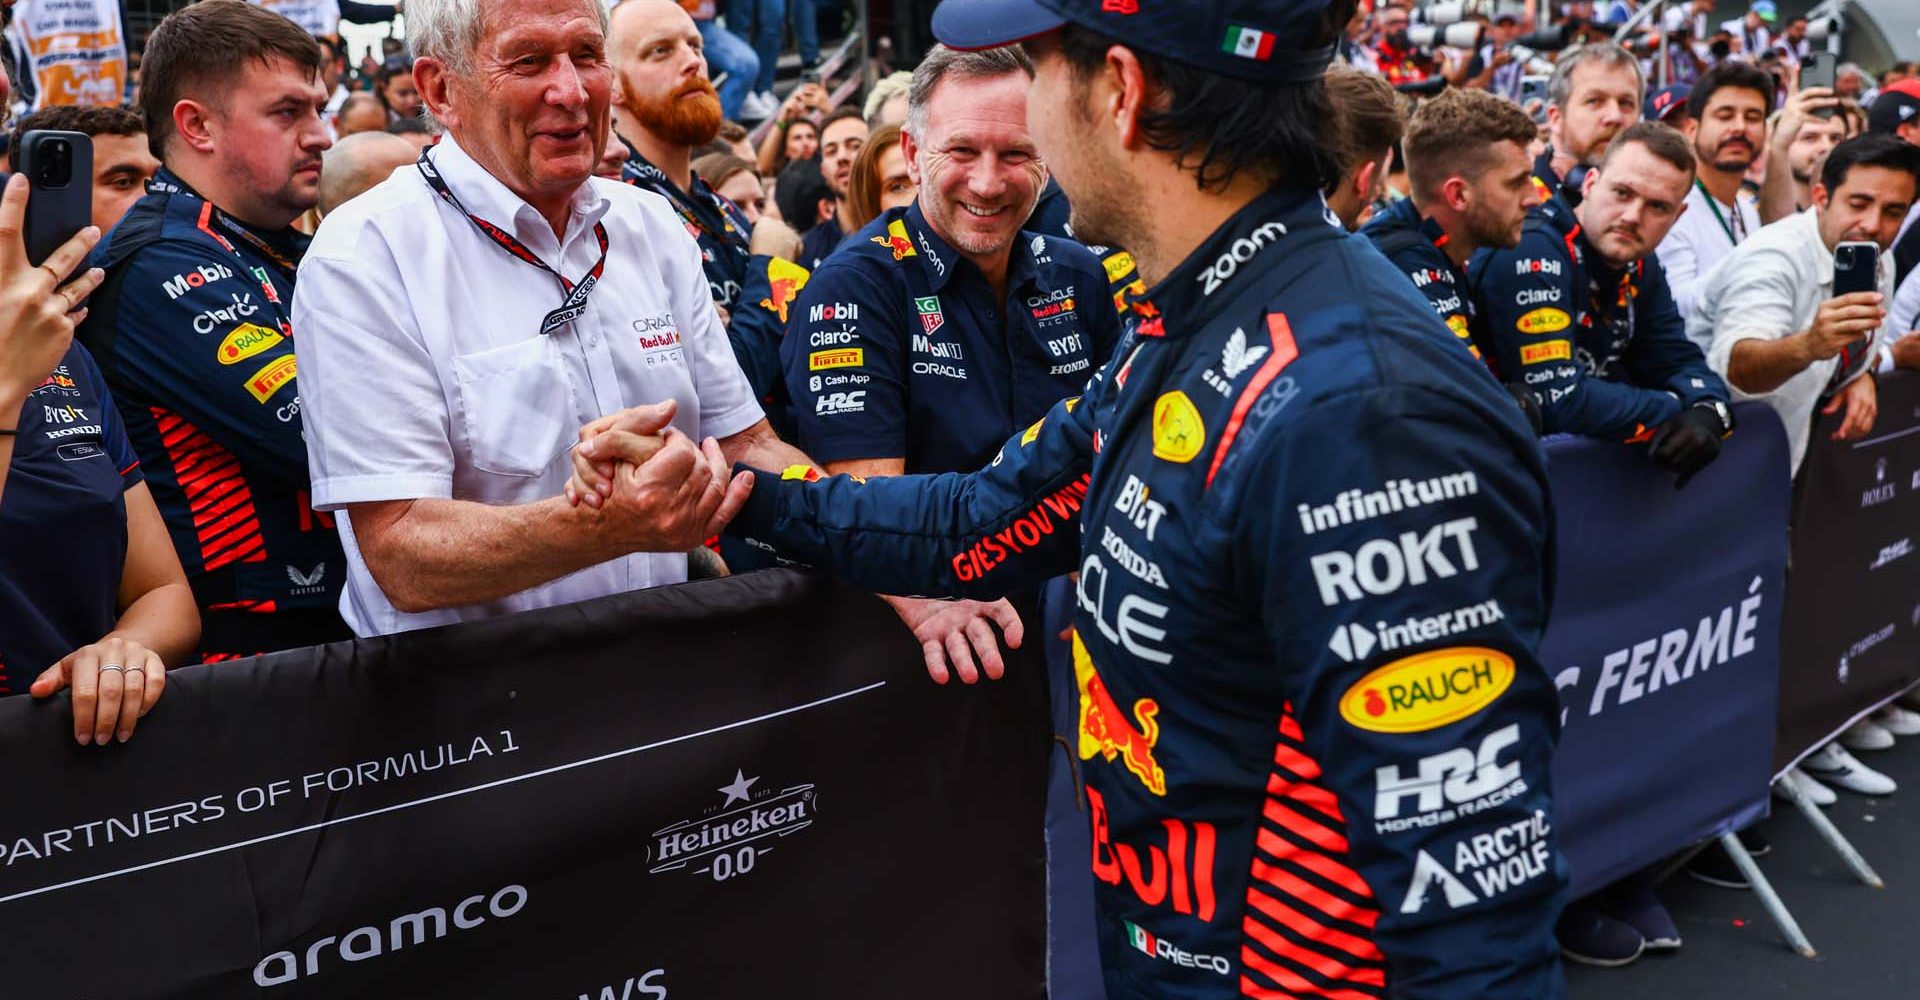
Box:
[1695,398,1735,437]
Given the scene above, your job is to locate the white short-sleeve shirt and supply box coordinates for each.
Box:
[294,135,763,637]
[1688,208,1894,474]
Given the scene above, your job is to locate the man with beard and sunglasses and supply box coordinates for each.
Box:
[1472,122,1733,484]
[1655,62,1770,316]
[77,0,349,662]
[609,0,753,315]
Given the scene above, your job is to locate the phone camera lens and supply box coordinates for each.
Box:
[39,139,71,187]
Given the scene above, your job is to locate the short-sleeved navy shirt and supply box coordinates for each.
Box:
[780,200,1123,473]
[0,343,143,691]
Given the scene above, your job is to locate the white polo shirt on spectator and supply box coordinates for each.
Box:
[1689,207,1894,473]
[1893,266,1920,342]
[1657,181,1760,319]
[294,135,763,637]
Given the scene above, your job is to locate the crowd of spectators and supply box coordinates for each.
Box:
[1,0,1919,991]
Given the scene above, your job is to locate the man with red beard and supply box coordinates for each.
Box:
[1656,62,1771,315]
[609,0,754,313]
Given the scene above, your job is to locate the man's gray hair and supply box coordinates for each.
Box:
[903,44,1033,140]
[1547,42,1646,111]
[407,0,608,77]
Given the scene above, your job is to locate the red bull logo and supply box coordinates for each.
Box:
[871,219,918,261]
[758,258,811,324]
[1075,632,1166,796]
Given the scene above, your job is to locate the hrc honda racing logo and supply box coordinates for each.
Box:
[648,769,815,882]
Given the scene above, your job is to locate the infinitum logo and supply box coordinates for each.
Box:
[253,884,527,986]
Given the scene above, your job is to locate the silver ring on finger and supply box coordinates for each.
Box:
[125,667,146,677]
[97,663,125,674]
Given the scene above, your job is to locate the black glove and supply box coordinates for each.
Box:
[1648,403,1728,488]
[1503,382,1544,437]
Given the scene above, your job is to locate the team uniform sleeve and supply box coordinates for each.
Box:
[725,390,1097,600]
[110,248,312,487]
[1474,238,1681,440]
[74,343,143,489]
[666,221,763,441]
[1235,384,1566,1000]
[780,262,909,464]
[729,253,804,402]
[1626,259,1730,409]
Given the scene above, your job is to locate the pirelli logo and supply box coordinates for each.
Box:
[1519,340,1571,365]
[808,349,864,371]
[245,355,298,403]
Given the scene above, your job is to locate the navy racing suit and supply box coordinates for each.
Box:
[80,170,347,660]
[1361,197,1480,361]
[1468,191,1729,441]
[729,187,1568,999]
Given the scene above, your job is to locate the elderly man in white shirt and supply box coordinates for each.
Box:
[1689,134,1918,473]
[291,0,1022,682]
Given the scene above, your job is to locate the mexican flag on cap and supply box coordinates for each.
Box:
[1222,24,1275,61]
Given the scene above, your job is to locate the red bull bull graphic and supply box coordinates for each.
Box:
[871,219,918,261]
[758,258,811,324]
[1075,631,1166,796]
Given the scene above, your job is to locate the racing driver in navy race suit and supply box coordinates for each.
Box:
[577,1,1570,996]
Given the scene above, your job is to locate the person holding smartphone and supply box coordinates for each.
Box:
[0,174,201,746]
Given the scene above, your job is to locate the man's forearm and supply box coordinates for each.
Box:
[1727,334,1814,394]
[1758,141,1799,223]
[353,496,628,613]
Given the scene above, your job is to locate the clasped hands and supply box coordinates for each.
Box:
[561,400,754,553]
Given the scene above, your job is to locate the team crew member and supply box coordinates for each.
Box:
[796,107,871,269]
[783,44,1122,477]
[8,106,161,235]
[1028,180,1150,328]
[1473,123,1733,484]
[587,0,1570,994]
[1364,87,1541,360]
[0,179,198,746]
[1323,67,1404,232]
[1654,62,1770,315]
[1536,43,1643,204]
[79,1,347,661]
[610,0,754,313]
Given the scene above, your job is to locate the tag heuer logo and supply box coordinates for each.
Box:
[915,295,945,335]
[648,769,816,882]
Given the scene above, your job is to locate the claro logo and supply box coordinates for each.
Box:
[253,884,528,986]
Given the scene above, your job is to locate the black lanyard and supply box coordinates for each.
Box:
[416,148,610,337]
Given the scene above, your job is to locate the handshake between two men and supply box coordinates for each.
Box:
[561,401,1025,686]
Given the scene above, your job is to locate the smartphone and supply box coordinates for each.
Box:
[799,67,821,85]
[15,130,93,267]
[1801,51,1838,117]
[1833,241,1879,297]
[1829,241,1880,391]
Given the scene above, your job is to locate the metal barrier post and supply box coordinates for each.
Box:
[1720,831,1818,958]
[1773,774,1886,889]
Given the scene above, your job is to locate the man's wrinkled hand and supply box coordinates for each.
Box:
[884,595,1025,685]
[587,426,754,553]
[565,400,676,509]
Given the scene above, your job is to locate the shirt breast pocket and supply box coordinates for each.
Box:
[451,336,578,478]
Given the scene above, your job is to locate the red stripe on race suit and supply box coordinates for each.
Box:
[154,407,265,572]
[1206,312,1301,488]
[1239,945,1383,1000]
[1241,912,1388,988]
[1250,858,1380,929]
[1245,885,1385,964]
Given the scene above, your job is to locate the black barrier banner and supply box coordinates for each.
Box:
[1779,370,1920,771]
[1543,404,1790,897]
[0,571,1051,999]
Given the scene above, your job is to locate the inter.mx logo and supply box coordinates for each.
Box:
[648,769,815,882]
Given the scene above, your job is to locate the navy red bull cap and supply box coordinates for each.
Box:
[930,0,1337,84]
[1645,83,1691,123]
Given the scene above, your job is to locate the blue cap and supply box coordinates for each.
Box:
[1645,83,1691,122]
[931,0,1337,85]
[1750,0,1778,22]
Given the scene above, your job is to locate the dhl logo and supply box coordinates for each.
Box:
[1075,631,1166,796]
